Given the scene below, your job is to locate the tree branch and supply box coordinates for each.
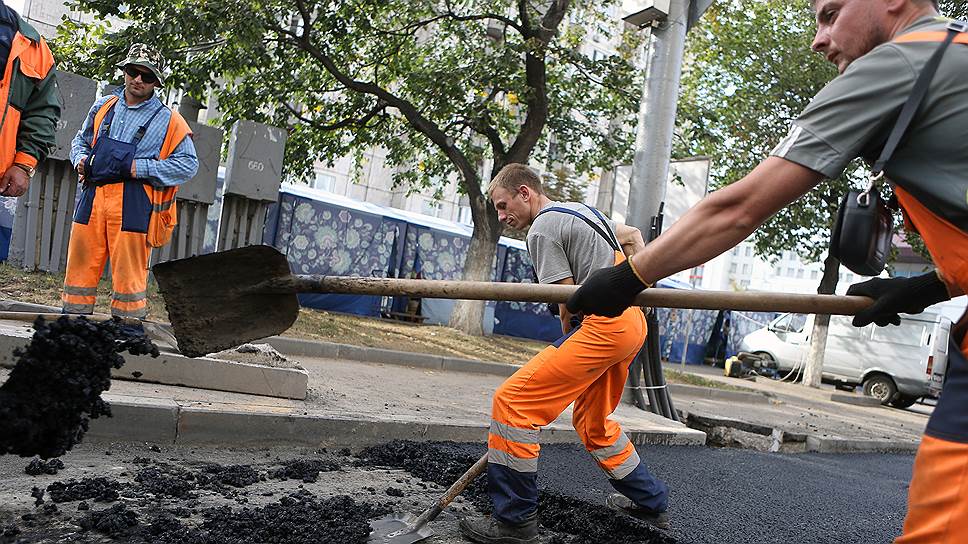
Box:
[505,0,570,163]
[286,0,481,197]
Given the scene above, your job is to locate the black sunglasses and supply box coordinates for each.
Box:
[123,65,158,84]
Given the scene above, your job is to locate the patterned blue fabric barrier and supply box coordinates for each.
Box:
[0,196,17,261]
[264,191,408,317]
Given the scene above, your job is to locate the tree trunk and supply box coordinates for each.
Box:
[802,253,840,388]
[448,192,503,335]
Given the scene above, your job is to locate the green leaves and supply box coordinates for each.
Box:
[54,0,638,198]
[676,0,860,266]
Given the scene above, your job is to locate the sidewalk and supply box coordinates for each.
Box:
[663,362,928,453]
[0,316,704,450]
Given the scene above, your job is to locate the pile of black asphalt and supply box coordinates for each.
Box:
[0,316,158,459]
[359,440,677,544]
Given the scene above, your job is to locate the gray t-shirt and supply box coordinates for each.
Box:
[771,16,968,230]
[526,201,620,285]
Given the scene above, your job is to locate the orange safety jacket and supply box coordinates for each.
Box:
[90,96,191,247]
[0,18,56,172]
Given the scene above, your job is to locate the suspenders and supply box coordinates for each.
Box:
[535,203,621,251]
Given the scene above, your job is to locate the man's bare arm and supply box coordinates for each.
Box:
[631,157,824,284]
[614,223,645,257]
[554,277,576,333]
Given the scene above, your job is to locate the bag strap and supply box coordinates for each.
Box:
[535,205,620,251]
[872,21,966,176]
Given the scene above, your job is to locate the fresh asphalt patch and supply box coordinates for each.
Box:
[0,440,914,543]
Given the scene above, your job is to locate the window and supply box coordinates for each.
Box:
[421,199,442,217]
[732,247,739,256]
[740,279,750,288]
[313,172,336,192]
[742,263,751,275]
[774,266,782,276]
[729,263,737,274]
[745,246,753,257]
[846,273,854,283]
[458,206,472,225]
[773,313,808,333]
[796,269,804,279]
[786,267,794,277]
[810,270,819,280]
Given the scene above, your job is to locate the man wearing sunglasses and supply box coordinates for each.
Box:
[64,43,197,321]
[0,3,59,197]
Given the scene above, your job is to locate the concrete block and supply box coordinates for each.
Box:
[805,435,920,454]
[120,351,309,400]
[830,393,882,407]
[176,406,487,448]
[86,396,179,444]
[0,321,307,399]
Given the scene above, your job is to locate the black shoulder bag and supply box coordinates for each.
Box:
[830,22,963,276]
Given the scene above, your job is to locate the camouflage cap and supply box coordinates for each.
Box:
[117,43,165,86]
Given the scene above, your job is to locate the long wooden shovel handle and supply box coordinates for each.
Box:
[268,276,872,315]
[408,453,488,531]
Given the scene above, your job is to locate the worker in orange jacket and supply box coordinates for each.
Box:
[568,1,968,542]
[0,4,59,197]
[64,43,197,320]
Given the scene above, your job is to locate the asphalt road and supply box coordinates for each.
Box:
[536,443,914,544]
[0,441,915,544]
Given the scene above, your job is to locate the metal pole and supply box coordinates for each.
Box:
[625,0,690,232]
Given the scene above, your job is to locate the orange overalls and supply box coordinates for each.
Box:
[487,217,668,525]
[894,188,968,544]
[61,96,187,319]
[888,28,968,544]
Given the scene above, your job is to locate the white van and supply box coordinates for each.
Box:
[739,312,951,408]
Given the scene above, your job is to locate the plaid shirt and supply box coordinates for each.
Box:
[70,88,197,187]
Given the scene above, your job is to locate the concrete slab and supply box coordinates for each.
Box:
[0,320,309,400]
[87,395,179,444]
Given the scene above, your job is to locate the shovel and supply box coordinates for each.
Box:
[152,245,873,357]
[368,452,487,544]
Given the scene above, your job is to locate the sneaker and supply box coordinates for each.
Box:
[605,493,671,530]
[458,515,539,544]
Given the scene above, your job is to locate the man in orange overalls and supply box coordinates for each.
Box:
[567,1,968,542]
[459,164,669,544]
[64,44,197,320]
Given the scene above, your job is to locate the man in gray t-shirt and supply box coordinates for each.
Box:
[567,2,968,542]
[459,163,669,544]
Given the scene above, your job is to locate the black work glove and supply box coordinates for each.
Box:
[566,260,647,317]
[846,272,950,327]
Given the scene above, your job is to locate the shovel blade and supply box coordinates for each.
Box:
[368,513,434,544]
[152,245,299,358]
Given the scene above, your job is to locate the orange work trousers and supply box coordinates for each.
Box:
[486,276,668,524]
[896,334,968,544]
[62,182,151,319]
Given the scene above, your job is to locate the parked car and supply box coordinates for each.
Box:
[739,312,951,408]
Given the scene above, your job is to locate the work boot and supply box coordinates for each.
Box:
[458,515,539,544]
[605,493,671,530]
